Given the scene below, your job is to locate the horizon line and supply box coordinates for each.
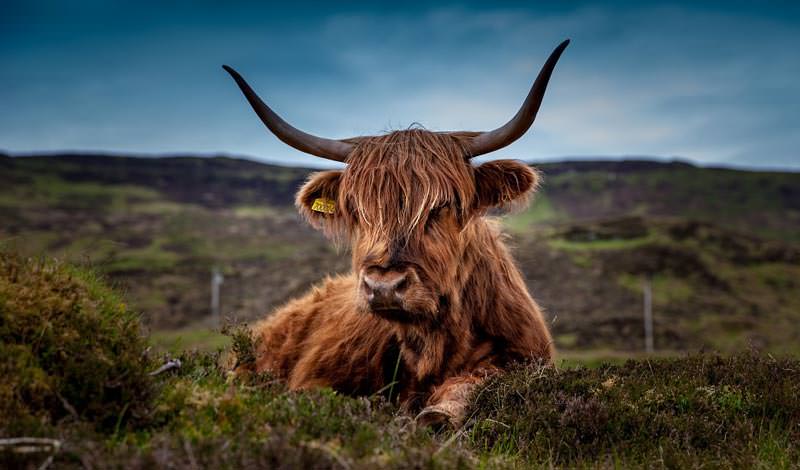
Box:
[2,149,798,174]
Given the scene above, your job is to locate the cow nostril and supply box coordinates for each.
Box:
[362,278,374,296]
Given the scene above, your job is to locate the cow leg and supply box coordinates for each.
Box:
[416,369,496,428]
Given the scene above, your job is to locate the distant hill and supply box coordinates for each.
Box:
[1,153,798,353]
[511,159,800,242]
[4,153,798,240]
[0,153,310,208]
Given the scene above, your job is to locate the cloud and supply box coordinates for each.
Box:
[0,2,797,169]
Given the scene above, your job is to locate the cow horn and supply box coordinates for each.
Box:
[465,39,570,158]
[222,65,354,162]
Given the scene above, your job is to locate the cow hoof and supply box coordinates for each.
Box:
[415,405,455,429]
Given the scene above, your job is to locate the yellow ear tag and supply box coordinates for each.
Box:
[311,197,336,214]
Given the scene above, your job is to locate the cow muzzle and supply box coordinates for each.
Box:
[361,267,410,312]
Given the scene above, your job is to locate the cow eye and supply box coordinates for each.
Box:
[427,204,447,225]
[346,200,360,220]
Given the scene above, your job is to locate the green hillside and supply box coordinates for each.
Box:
[508,160,800,242]
[1,153,798,354]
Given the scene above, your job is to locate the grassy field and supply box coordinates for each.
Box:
[2,251,798,468]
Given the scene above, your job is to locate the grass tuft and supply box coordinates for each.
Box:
[0,250,155,434]
[466,352,800,467]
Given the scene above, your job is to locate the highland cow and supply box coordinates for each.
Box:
[223,39,569,426]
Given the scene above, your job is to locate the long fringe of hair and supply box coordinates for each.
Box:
[339,129,477,239]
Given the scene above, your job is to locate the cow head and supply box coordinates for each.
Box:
[223,40,568,325]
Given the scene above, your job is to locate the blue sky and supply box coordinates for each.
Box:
[1,1,798,169]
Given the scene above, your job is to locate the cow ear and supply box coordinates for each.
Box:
[474,160,540,210]
[296,170,343,233]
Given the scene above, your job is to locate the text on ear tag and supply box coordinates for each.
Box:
[311,198,336,214]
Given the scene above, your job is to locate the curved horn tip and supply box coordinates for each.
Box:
[550,39,570,58]
[465,39,571,158]
[550,38,571,60]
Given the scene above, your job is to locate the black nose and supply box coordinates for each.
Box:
[362,269,408,310]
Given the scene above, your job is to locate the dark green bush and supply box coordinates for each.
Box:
[0,251,155,433]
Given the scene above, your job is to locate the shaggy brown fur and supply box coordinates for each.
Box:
[251,129,553,425]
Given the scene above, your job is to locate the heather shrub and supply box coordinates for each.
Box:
[466,353,800,466]
[0,251,154,433]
